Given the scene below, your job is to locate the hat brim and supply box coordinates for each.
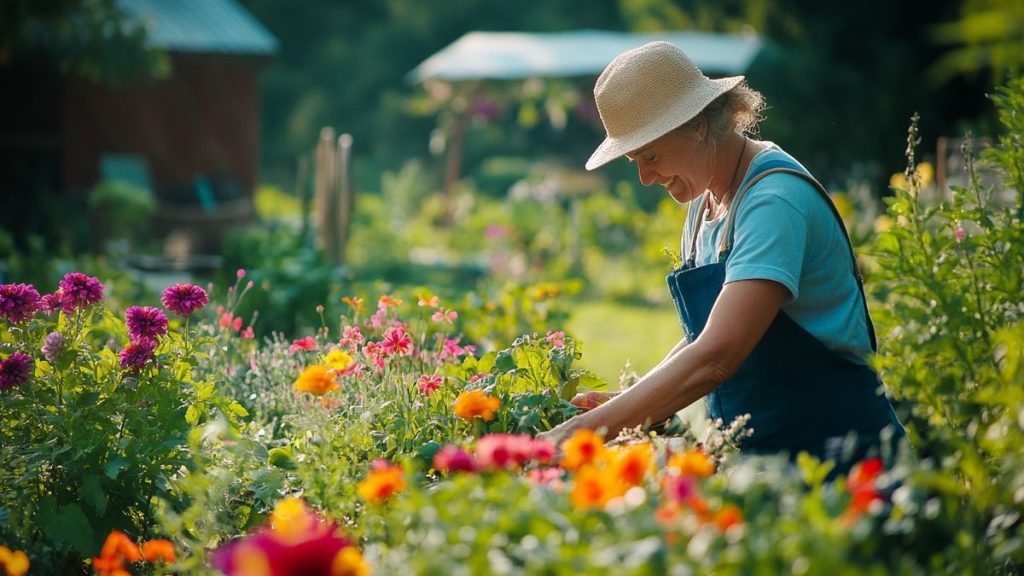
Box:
[585,75,745,171]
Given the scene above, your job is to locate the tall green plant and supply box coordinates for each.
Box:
[868,77,1024,571]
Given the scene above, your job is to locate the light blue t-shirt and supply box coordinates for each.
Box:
[680,144,872,362]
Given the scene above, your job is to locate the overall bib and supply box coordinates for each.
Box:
[666,158,906,467]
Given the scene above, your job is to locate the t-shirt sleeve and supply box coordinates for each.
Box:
[724,178,816,302]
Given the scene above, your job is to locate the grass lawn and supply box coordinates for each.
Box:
[566,299,682,386]
[566,298,707,430]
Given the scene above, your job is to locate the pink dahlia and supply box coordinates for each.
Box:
[0,351,34,391]
[161,283,208,317]
[0,283,42,323]
[58,272,104,311]
[125,306,168,341]
[119,338,157,372]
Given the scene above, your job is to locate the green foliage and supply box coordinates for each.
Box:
[2,0,169,84]
[0,279,243,573]
[868,78,1024,571]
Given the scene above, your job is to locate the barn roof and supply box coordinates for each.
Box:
[119,0,279,56]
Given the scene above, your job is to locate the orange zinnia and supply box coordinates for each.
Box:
[608,443,654,487]
[357,460,406,502]
[453,390,501,421]
[713,504,743,531]
[668,449,715,478]
[294,364,340,396]
[558,429,607,472]
[0,545,29,576]
[141,539,175,564]
[570,465,619,510]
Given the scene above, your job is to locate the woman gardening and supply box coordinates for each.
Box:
[542,41,906,469]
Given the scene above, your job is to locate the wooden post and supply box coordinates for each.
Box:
[336,133,355,266]
[441,111,466,226]
[315,127,338,261]
[296,154,310,246]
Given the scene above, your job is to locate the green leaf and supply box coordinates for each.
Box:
[105,457,125,479]
[78,475,107,517]
[495,350,516,373]
[40,503,95,557]
[267,446,297,470]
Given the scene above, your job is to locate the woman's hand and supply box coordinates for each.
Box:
[570,390,619,411]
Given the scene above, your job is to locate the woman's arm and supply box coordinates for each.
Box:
[542,279,789,444]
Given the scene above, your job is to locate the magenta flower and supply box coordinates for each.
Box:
[161,283,208,317]
[41,332,67,363]
[433,445,476,474]
[0,352,34,391]
[119,338,157,372]
[40,290,64,315]
[664,474,697,504]
[417,374,443,397]
[431,307,457,324]
[125,306,168,342]
[0,283,42,323]
[58,272,104,311]
[210,515,355,576]
[380,327,413,357]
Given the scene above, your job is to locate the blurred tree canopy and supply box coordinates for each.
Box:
[0,0,168,84]
[239,0,1005,194]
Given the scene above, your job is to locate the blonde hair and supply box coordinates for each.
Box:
[675,82,766,142]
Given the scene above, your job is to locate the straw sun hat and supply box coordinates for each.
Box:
[585,41,744,171]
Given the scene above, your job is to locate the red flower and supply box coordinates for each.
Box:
[380,327,413,356]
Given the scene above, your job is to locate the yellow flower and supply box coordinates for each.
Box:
[294,364,339,396]
[889,172,908,191]
[831,192,855,224]
[325,349,353,373]
[667,449,715,478]
[453,390,501,421]
[0,545,29,576]
[332,546,371,576]
[559,429,607,472]
[874,215,894,234]
[357,462,405,502]
[270,497,317,542]
[915,162,934,188]
[609,442,654,487]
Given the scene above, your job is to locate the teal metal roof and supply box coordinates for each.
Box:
[119,0,278,56]
[410,30,762,83]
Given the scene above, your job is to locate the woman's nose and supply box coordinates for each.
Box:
[637,161,658,186]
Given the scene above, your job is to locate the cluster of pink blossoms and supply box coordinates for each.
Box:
[433,434,557,475]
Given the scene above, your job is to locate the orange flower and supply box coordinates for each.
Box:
[377,295,402,309]
[713,504,743,531]
[558,429,607,472]
[294,364,340,396]
[342,296,364,315]
[140,540,175,564]
[608,443,653,487]
[0,545,29,576]
[331,546,371,576]
[453,390,501,421]
[668,449,715,478]
[93,530,143,576]
[570,465,619,510]
[357,460,405,502]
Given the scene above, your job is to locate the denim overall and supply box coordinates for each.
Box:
[666,158,905,467]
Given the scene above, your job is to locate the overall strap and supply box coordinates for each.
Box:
[718,162,878,352]
[684,193,710,267]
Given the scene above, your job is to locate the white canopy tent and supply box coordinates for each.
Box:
[409,30,763,83]
[408,30,764,215]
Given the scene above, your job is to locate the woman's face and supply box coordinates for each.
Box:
[626,128,711,205]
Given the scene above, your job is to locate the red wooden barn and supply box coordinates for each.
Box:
[1,0,278,257]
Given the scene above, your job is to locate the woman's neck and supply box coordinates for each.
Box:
[706,135,752,218]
